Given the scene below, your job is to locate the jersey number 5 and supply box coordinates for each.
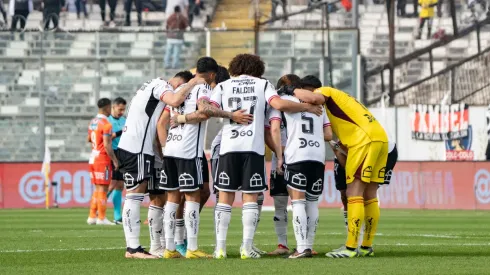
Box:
[228,96,257,124]
[301,114,314,134]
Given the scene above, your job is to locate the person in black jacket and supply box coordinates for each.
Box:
[43,0,65,30]
[0,0,7,25]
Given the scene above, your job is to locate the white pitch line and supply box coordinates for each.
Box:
[2,243,490,253]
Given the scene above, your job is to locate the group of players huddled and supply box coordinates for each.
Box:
[86,53,398,259]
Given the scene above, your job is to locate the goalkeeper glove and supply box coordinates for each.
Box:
[277,85,296,96]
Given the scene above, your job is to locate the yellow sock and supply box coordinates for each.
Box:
[362,198,380,248]
[345,196,364,249]
[89,191,98,218]
[97,191,107,220]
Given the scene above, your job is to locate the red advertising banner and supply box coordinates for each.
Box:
[0,161,489,209]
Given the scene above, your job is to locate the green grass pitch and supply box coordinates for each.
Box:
[1,208,489,274]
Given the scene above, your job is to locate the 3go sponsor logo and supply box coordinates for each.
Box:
[474,169,490,204]
[19,170,92,205]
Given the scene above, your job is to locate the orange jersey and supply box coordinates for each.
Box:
[88,114,112,164]
[314,87,388,148]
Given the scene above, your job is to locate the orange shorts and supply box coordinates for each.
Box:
[89,162,112,185]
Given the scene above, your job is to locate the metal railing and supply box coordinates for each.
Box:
[363,16,490,106]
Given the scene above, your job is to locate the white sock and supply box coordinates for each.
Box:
[163,201,179,251]
[215,203,231,253]
[255,193,264,233]
[343,210,348,233]
[175,219,185,245]
[148,204,164,251]
[305,199,319,250]
[185,201,200,251]
[123,193,144,249]
[291,199,307,253]
[273,196,288,247]
[160,206,166,249]
[242,202,259,250]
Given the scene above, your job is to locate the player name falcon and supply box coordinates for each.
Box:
[232,86,255,94]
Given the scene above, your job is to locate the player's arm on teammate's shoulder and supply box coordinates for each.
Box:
[293,88,325,105]
[162,77,206,107]
[269,96,322,116]
[157,107,170,149]
[270,119,284,175]
[102,124,118,170]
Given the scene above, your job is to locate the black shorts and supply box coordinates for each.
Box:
[147,167,165,195]
[211,157,219,194]
[284,161,325,197]
[335,145,399,191]
[161,157,204,192]
[116,148,154,191]
[214,152,267,193]
[201,153,209,184]
[270,168,287,197]
[111,150,124,181]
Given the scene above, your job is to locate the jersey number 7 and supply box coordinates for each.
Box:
[228,96,257,124]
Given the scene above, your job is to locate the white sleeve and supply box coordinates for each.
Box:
[154,81,174,101]
[266,106,282,128]
[264,80,279,104]
[197,85,211,101]
[323,108,331,127]
[210,84,223,108]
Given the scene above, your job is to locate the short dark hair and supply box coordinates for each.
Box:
[276,74,301,89]
[196,57,219,74]
[174,70,194,83]
[174,5,181,13]
[215,66,230,84]
[97,98,111,108]
[300,75,322,89]
[113,97,126,105]
[228,54,265,78]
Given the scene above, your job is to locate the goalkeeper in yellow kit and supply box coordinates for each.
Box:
[282,85,388,258]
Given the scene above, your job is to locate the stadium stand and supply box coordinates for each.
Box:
[0,1,489,161]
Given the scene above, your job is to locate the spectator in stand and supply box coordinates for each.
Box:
[271,0,287,22]
[397,0,407,17]
[43,0,65,30]
[125,0,143,26]
[188,0,199,28]
[75,0,88,19]
[165,5,188,69]
[100,0,117,27]
[9,0,32,31]
[0,0,7,26]
[165,0,188,20]
[416,0,438,39]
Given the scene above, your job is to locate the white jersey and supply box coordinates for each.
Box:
[269,95,330,164]
[210,129,222,160]
[118,78,173,156]
[210,75,279,156]
[164,84,211,159]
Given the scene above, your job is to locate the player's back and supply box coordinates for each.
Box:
[88,114,112,164]
[280,95,326,164]
[165,83,211,159]
[118,78,172,156]
[211,75,278,156]
[315,87,387,148]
